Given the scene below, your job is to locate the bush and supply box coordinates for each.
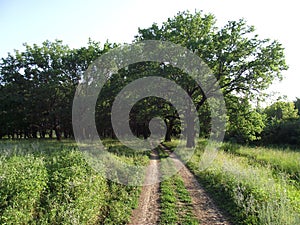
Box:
[41,150,108,224]
[0,140,147,225]
[0,155,48,224]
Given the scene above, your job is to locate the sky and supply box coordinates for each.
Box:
[0,0,299,102]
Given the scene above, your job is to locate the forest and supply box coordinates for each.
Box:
[1,11,299,147]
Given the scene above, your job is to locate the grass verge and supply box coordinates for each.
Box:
[164,140,300,225]
[158,146,198,225]
[0,139,149,225]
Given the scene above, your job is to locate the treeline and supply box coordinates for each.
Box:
[261,100,300,145]
[1,11,295,146]
[0,39,116,140]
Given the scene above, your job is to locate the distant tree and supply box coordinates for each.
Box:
[294,98,300,116]
[262,101,300,145]
[264,101,299,122]
[226,96,266,143]
[0,11,289,145]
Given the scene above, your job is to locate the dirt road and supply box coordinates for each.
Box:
[128,146,231,225]
[128,150,161,225]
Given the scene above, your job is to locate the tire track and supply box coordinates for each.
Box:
[129,145,231,225]
[166,147,231,225]
[128,150,161,225]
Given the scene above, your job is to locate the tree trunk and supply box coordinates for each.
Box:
[164,119,173,142]
[64,130,68,139]
[40,130,46,139]
[49,130,53,139]
[186,107,195,148]
[55,125,61,141]
[186,125,195,147]
[32,131,37,139]
[143,123,148,140]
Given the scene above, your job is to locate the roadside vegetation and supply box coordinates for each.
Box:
[164,140,300,225]
[0,140,148,225]
[221,142,300,183]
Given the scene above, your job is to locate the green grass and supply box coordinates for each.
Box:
[158,146,198,225]
[164,140,300,225]
[221,142,300,182]
[5,138,298,224]
[0,139,149,225]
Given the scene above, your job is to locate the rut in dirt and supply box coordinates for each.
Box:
[128,146,231,225]
[166,147,231,225]
[128,150,161,225]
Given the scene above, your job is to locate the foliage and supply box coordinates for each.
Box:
[0,40,115,140]
[262,119,300,146]
[0,11,288,147]
[0,155,47,224]
[40,149,108,224]
[225,96,266,143]
[262,101,300,145]
[294,98,300,116]
[264,101,298,122]
[220,142,300,182]
[136,10,287,146]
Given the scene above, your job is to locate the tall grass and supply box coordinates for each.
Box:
[0,139,149,225]
[221,143,300,182]
[164,140,300,225]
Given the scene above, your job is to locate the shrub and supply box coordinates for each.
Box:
[0,155,48,224]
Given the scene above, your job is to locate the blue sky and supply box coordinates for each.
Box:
[1,0,299,101]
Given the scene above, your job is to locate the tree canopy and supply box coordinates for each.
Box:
[0,39,116,139]
[0,10,291,146]
[135,10,287,146]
